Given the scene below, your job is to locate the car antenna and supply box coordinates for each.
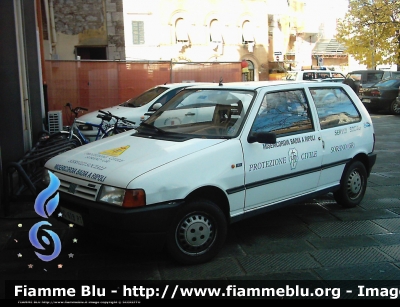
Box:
[219,77,223,86]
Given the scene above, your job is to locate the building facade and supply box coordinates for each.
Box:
[41,0,126,61]
[41,0,349,80]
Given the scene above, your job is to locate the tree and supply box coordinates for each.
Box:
[335,0,400,70]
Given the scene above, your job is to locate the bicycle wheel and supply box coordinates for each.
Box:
[101,126,129,139]
[45,131,83,146]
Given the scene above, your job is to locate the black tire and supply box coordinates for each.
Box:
[333,160,367,208]
[165,199,227,265]
[390,100,400,115]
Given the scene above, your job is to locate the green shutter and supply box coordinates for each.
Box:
[132,21,145,45]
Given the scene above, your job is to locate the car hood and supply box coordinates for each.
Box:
[78,105,143,126]
[45,132,225,188]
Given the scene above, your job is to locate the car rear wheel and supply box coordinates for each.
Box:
[334,160,367,208]
[390,100,400,115]
[165,199,227,265]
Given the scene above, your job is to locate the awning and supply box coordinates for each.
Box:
[312,39,346,57]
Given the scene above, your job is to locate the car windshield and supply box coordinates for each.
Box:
[120,86,169,107]
[138,88,255,138]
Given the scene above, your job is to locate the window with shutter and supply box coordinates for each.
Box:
[132,21,145,45]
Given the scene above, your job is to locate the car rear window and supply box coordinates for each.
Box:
[366,73,382,82]
[310,87,361,129]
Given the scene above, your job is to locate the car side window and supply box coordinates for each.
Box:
[302,72,315,80]
[310,88,361,129]
[251,89,313,136]
[316,73,329,79]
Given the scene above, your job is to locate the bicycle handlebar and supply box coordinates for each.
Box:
[65,103,88,116]
[96,114,112,121]
[98,109,136,125]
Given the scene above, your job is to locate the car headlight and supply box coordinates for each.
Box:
[98,186,146,208]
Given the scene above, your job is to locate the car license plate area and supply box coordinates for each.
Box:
[362,99,371,103]
[60,207,84,226]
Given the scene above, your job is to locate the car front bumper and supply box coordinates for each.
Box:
[56,192,184,250]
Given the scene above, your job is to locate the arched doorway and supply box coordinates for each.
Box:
[241,60,254,81]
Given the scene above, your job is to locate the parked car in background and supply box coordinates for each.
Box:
[43,81,376,265]
[285,69,345,81]
[396,97,400,110]
[396,87,400,111]
[345,70,400,95]
[311,78,345,83]
[358,78,400,115]
[77,82,211,141]
[382,70,400,80]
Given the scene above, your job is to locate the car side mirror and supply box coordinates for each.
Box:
[247,132,277,144]
[151,103,163,111]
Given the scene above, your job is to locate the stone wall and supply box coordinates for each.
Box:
[50,0,125,60]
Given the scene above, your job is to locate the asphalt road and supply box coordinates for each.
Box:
[1,112,400,301]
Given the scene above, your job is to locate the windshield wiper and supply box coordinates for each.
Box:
[139,122,165,134]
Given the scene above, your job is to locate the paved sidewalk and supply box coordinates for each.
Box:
[1,113,400,300]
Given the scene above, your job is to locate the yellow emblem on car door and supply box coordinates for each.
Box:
[100,145,130,157]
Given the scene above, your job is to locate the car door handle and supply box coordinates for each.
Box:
[185,112,195,116]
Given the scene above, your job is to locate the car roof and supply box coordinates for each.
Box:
[287,70,343,73]
[155,82,215,89]
[300,70,342,73]
[347,70,384,74]
[178,80,347,91]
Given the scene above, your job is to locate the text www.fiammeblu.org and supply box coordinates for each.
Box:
[123,285,400,299]
[14,285,400,300]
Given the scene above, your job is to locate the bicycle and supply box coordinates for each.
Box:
[97,109,137,138]
[47,103,136,146]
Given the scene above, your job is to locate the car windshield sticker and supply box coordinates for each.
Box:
[99,145,130,157]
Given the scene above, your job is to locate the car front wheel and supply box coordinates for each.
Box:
[334,160,367,208]
[165,199,227,265]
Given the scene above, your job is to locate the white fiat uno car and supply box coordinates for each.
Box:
[43,81,377,265]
